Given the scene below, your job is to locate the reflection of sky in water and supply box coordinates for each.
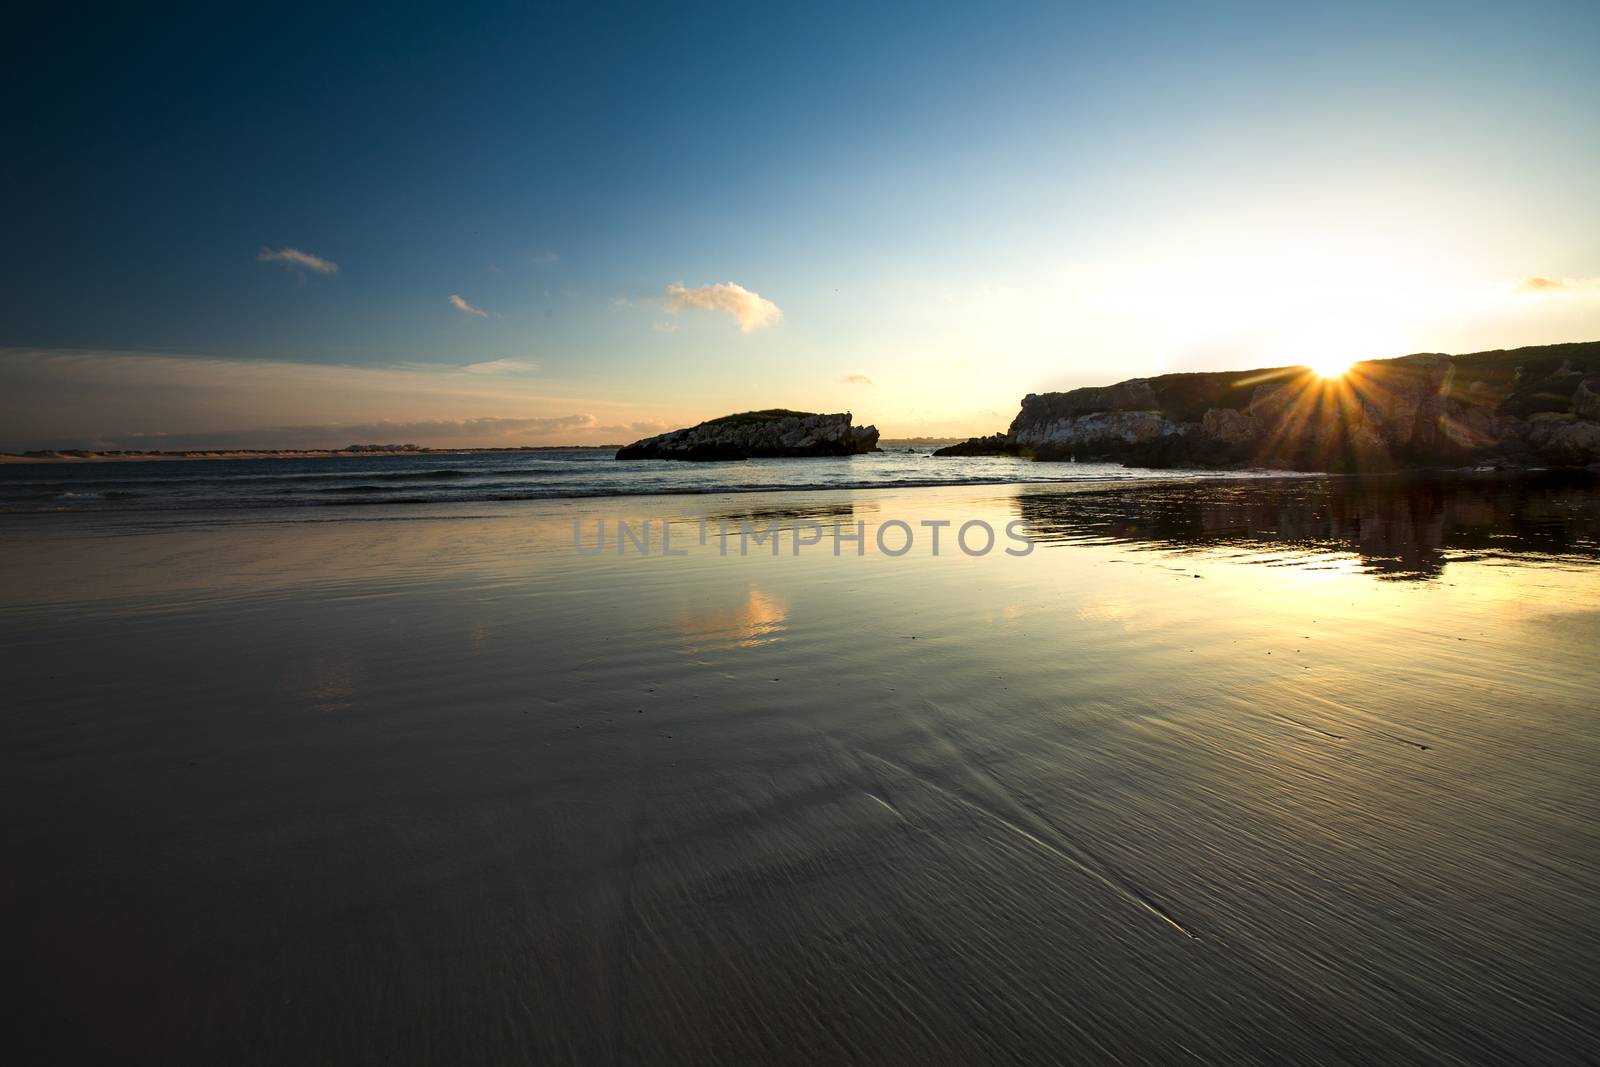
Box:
[3,475,1598,627]
[1015,472,1600,581]
[677,589,789,653]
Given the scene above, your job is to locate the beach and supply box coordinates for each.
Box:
[11,0,1600,1059]
[3,472,1598,1063]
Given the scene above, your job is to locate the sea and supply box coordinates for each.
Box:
[0,445,1292,514]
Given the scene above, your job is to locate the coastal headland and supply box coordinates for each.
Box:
[936,340,1600,471]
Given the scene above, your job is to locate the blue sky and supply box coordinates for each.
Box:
[4,1,1599,448]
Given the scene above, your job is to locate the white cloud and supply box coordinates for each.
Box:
[652,321,680,333]
[449,294,489,317]
[1516,275,1600,294]
[628,419,670,435]
[461,358,539,374]
[257,247,338,274]
[839,372,875,386]
[661,282,783,332]
[531,251,560,267]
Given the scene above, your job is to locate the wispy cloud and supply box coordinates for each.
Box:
[449,294,489,317]
[628,419,670,435]
[1516,275,1600,294]
[91,415,601,451]
[461,358,538,374]
[257,247,338,274]
[0,348,674,451]
[531,251,560,267]
[661,282,782,332]
[839,373,875,386]
[651,321,680,333]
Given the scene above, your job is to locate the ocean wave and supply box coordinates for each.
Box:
[0,454,1298,516]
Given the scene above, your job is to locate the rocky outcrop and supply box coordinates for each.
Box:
[1576,379,1600,422]
[616,410,879,461]
[932,433,1012,457]
[1201,407,1264,446]
[935,341,1600,470]
[1011,409,1169,455]
[1525,414,1600,466]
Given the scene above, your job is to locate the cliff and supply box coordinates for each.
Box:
[616,410,880,461]
[935,341,1600,471]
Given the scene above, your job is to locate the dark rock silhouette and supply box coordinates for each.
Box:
[936,341,1600,470]
[617,410,879,461]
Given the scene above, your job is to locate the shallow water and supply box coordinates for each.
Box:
[0,446,1290,513]
[2,474,1597,1063]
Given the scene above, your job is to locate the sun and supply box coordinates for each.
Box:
[1310,357,1353,379]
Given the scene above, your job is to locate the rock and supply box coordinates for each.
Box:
[1201,407,1263,446]
[616,410,880,461]
[1526,413,1600,465]
[1440,404,1499,450]
[1015,380,1160,422]
[932,433,1016,457]
[934,340,1600,471]
[1248,381,1292,421]
[1576,378,1600,421]
[1013,410,1170,460]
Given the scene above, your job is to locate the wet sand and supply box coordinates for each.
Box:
[3,476,1598,1063]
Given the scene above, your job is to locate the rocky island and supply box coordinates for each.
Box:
[936,340,1600,471]
[616,410,880,461]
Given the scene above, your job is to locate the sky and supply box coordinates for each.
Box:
[3,0,1599,450]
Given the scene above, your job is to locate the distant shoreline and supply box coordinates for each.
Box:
[0,445,624,464]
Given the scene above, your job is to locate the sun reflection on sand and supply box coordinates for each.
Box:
[281,656,359,713]
[1076,593,1158,633]
[677,589,789,653]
